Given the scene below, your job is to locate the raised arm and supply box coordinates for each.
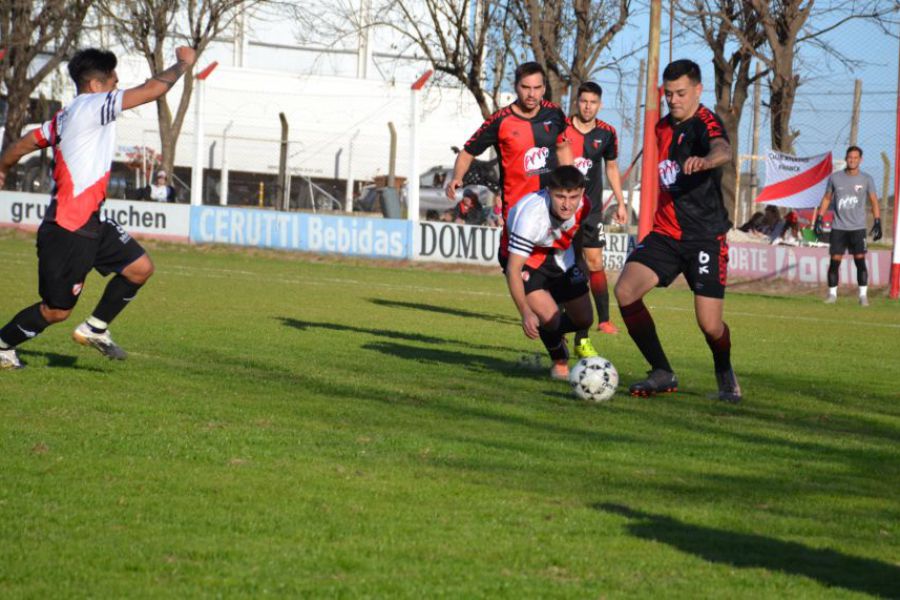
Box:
[122,46,196,111]
[0,130,43,188]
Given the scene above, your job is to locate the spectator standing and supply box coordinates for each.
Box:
[141,170,176,202]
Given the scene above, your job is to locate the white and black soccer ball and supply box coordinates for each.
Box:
[569,356,619,402]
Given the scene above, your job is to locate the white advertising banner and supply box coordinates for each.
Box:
[413,220,635,270]
[0,191,191,242]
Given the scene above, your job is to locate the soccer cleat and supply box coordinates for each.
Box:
[715,368,742,403]
[824,294,837,304]
[0,347,23,370]
[597,321,620,335]
[859,295,869,307]
[629,369,678,397]
[550,360,570,381]
[574,337,599,359]
[72,323,127,360]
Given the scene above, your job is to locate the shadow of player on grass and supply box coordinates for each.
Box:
[18,350,106,372]
[595,503,899,598]
[367,298,519,326]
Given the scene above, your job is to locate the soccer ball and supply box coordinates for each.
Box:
[569,357,619,402]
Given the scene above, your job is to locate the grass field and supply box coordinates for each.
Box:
[1,228,898,598]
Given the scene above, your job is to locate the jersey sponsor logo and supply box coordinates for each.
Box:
[72,282,84,296]
[836,195,860,211]
[524,146,550,173]
[698,250,710,275]
[658,159,680,188]
[574,156,593,175]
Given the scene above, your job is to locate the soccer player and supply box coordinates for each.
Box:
[505,166,594,381]
[0,46,196,369]
[813,146,882,306]
[557,81,628,337]
[613,59,740,402]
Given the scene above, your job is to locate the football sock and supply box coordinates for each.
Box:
[538,326,568,361]
[827,258,840,288]
[91,275,143,326]
[705,322,732,373]
[828,286,838,297]
[859,285,868,298]
[589,271,610,323]
[0,303,50,348]
[619,299,672,373]
[556,313,579,335]
[854,257,868,287]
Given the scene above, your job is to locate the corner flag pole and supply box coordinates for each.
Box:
[407,69,433,223]
[891,36,900,299]
[638,0,662,241]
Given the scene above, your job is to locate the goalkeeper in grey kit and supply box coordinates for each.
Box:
[813,145,882,306]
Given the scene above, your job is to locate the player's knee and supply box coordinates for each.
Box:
[696,315,722,338]
[584,254,604,272]
[125,255,154,285]
[614,279,635,305]
[40,304,72,324]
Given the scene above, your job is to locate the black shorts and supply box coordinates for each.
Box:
[522,265,589,303]
[626,231,728,299]
[580,212,607,250]
[829,228,867,255]
[37,220,146,310]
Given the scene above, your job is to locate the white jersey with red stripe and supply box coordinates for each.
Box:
[36,90,124,237]
[506,189,590,274]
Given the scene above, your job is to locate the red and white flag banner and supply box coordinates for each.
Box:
[755,150,833,209]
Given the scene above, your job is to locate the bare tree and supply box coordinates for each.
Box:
[680,0,767,213]
[0,0,94,187]
[373,0,515,119]
[509,0,631,112]
[700,0,898,153]
[98,0,260,181]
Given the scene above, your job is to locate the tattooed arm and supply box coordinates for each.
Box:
[122,46,197,110]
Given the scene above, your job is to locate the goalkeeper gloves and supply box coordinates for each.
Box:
[871,218,882,242]
[813,216,824,238]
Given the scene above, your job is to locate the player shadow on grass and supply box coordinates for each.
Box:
[367,298,520,325]
[278,317,512,354]
[595,503,899,598]
[18,350,106,372]
[361,340,530,378]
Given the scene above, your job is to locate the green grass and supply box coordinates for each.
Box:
[1,228,898,598]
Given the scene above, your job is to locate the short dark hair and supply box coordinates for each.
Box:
[577,81,603,99]
[663,59,701,84]
[548,165,585,191]
[514,62,546,86]
[846,145,863,157]
[68,48,117,90]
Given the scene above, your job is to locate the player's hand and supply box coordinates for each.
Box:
[614,203,628,225]
[683,156,710,175]
[521,311,540,340]
[871,218,882,242]
[813,216,824,238]
[446,178,462,201]
[176,46,196,67]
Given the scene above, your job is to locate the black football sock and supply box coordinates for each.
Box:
[705,322,732,373]
[0,303,51,348]
[854,257,868,287]
[90,275,143,329]
[619,299,672,373]
[557,313,579,335]
[590,271,610,323]
[827,258,841,288]
[539,326,568,361]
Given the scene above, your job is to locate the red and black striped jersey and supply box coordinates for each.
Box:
[653,105,731,241]
[463,100,567,217]
[561,118,618,208]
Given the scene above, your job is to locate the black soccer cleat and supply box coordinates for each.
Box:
[715,368,742,403]
[629,369,678,397]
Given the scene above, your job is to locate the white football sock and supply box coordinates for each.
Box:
[859,285,868,297]
[828,286,837,297]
